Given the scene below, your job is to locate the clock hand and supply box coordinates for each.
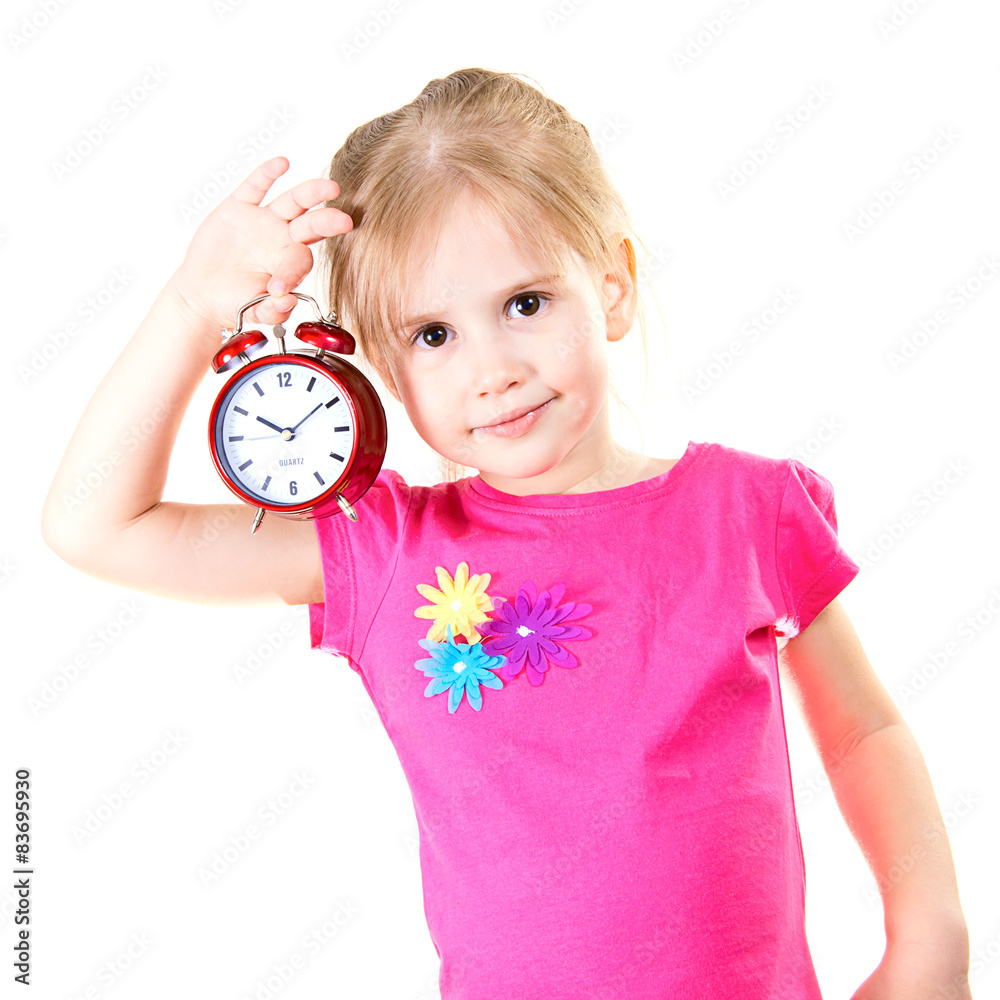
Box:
[250,403,327,442]
[290,402,325,433]
[255,416,285,433]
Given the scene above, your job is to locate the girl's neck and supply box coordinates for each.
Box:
[477,443,671,497]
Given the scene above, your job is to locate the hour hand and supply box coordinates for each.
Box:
[256,416,285,433]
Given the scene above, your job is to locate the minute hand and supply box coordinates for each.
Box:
[290,403,325,433]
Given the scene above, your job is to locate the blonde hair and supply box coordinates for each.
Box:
[318,67,657,484]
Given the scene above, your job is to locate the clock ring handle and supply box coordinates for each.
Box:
[227,292,340,339]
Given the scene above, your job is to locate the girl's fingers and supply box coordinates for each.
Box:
[287,205,354,246]
[266,178,341,222]
[218,163,350,325]
[230,157,290,206]
[252,292,297,325]
[267,242,314,297]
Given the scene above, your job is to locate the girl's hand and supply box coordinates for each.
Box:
[849,936,972,1000]
[171,156,354,333]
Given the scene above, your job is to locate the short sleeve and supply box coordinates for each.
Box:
[773,458,860,638]
[308,468,410,674]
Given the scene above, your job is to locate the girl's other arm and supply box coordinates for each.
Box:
[778,599,972,999]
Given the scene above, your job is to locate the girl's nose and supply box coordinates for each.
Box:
[470,330,530,395]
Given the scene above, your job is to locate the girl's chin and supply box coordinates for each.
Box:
[468,451,565,483]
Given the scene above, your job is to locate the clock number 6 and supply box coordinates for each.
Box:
[290,481,298,495]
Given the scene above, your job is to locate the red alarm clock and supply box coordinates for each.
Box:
[208,292,387,534]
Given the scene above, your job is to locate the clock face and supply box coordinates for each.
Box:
[213,359,357,506]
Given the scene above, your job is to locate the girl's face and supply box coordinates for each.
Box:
[383,187,637,496]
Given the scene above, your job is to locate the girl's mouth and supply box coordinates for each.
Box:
[473,398,554,439]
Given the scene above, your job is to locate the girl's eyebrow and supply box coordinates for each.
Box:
[400,272,564,329]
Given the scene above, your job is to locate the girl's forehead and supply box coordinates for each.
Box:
[417,193,525,257]
[384,185,599,342]
[399,203,575,299]
[396,246,576,329]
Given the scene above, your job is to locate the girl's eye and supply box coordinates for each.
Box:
[509,293,545,318]
[411,325,451,349]
[408,293,548,349]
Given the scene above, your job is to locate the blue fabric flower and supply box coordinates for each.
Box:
[415,624,506,713]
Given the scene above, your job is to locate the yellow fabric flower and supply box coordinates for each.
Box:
[415,561,493,644]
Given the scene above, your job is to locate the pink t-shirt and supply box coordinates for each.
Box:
[309,440,860,999]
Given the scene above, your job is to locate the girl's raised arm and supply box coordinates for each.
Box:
[40,158,354,608]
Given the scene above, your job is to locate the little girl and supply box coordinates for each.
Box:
[42,68,971,1000]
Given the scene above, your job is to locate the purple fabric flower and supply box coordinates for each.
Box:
[478,580,592,686]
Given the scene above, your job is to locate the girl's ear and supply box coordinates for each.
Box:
[602,237,638,343]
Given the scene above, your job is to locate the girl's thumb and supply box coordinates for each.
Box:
[270,242,314,293]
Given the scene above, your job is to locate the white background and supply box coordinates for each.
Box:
[3,1,999,998]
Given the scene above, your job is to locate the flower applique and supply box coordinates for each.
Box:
[478,580,593,687]
[414,561,493,644]
[414,624,506,713]
[412,562,595,713]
